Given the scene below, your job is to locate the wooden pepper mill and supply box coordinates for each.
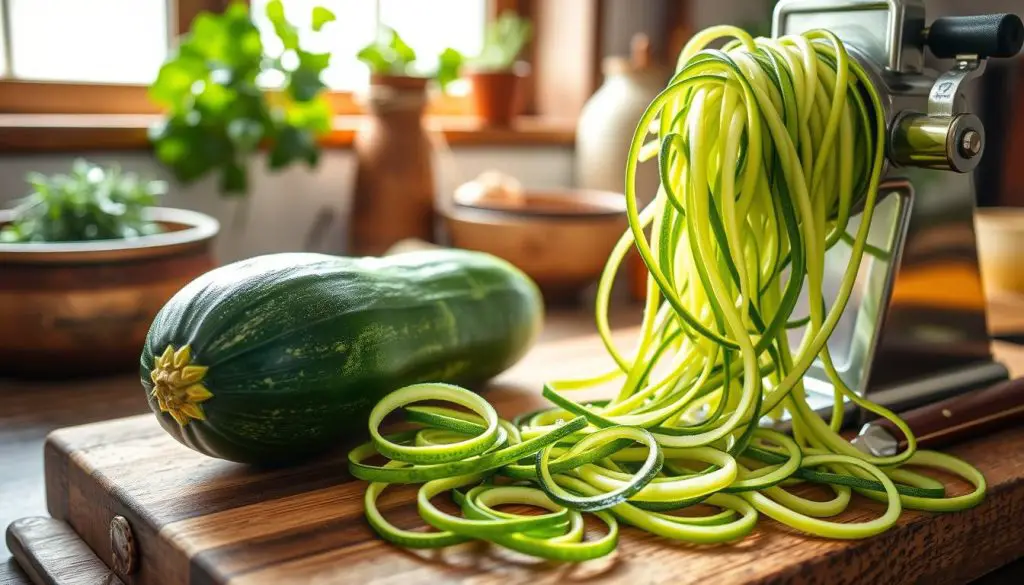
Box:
[349,75,436,256]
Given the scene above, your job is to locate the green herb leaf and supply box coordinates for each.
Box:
[227,118,265,152]
[149,54,207,108]
[0,160,165,243]
[436,48,464,92]
[387,27,417,65]
[356,44,391,73]
[472,11,532,71]
[188,12,231,63]
[312,6,336,32]
[285,96,333,134]
[288,49,331,101]
[269,125,318,169]
[265,0,299,50]
[357,26,417,75]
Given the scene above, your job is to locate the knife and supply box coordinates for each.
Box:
[851,376,1024,456]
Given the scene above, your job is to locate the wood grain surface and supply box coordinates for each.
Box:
[5,518,122,585]
[38,323,1024,585]
[0,561,30,585]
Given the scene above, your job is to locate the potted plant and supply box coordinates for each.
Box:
[0,160,219,378]
[348,27,463,256]
[148,0,336,195]
[356,26,464,92]
[463,11,532,127]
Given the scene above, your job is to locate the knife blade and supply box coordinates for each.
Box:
[851,375,1024,456]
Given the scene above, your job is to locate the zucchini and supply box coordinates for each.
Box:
[140,249,543,465]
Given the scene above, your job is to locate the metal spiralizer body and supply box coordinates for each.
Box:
[772,0,1024,419]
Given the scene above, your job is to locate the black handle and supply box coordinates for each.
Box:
[927,13,1024,59]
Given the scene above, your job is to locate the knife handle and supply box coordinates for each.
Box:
[874,376,1024,450]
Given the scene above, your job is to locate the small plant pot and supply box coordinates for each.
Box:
[0,207,219,379]
[467,62,529,127]
[367,73,431,93]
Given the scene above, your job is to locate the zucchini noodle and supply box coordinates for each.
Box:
[349,26,986,558]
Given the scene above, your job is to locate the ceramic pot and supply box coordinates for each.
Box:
[0,207,219,378]
[574,34,669,301]
[350,74,436,256]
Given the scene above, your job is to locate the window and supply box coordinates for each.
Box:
[0,5,7,77]
[0,0,594,151]
[1,0,169,84]
[0,0,489,114]
[251,0,488,93]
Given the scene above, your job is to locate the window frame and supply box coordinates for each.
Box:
[0,0,683,150]
[0,0,221,114]
[0,0,491,117]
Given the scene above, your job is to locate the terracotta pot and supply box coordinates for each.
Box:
[349,74,436,256]
[0,207,219,379]
[441,189,627,303]
[467,63,528,127]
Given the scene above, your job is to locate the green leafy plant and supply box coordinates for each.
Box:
[436,47,465,91]
[471,11,532,71]
[356,27,464,91]
[0,160,166,243]
[148,1,335,196]
[356,26,418,75]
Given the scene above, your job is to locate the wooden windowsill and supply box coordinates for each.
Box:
[0,114,577,152]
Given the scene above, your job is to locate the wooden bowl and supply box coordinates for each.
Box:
[0,207,219,379]
[976,207,1024,295]
[441,189,628,301]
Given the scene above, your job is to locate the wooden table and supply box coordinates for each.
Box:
[1,301,1023,584]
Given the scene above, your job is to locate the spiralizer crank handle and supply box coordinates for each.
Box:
[891,13,1023,174]
[926,14,1024,59]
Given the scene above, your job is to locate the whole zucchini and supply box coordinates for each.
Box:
[140,249,543,465]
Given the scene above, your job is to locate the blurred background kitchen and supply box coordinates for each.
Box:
[1,0,1022,292]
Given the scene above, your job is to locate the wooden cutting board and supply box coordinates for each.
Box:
[39,329,1024,585]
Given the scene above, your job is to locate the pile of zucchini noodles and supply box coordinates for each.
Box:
[347,26,987,560]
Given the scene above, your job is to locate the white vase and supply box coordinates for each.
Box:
[574,35,670,208]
